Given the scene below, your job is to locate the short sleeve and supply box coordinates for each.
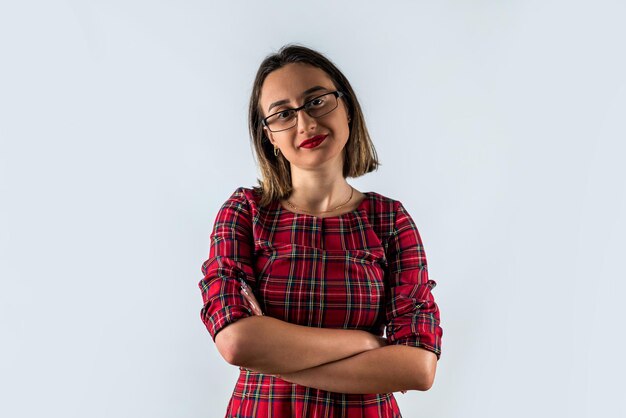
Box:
[384,201,443,360]
[198,187,255,342]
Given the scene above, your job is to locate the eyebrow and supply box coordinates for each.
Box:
[267,86,330,113]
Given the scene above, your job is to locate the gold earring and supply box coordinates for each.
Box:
[274,146,280,157]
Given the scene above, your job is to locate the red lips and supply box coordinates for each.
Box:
[299,134,328,148]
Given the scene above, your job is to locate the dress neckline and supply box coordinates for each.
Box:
[276,192,371,220]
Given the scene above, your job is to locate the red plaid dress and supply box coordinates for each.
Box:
[199,187,442,417]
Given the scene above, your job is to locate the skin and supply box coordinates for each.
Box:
[214,62,438,393]
[262,62,366,215]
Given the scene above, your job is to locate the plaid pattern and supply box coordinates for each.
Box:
[199,187,442,417]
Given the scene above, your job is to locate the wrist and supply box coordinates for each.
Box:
[360,331,385,350]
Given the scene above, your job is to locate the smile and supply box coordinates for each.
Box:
[299,134,328,148]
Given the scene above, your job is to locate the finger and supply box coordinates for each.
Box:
[240,289,254,308]
[241,290,262,311]
[251,302,264,316]
[240,290,263,315]
[249,301,261,314]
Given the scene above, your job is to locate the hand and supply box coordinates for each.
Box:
[239,280,264,316]
[363,333,388,350]
[373,335,389,349]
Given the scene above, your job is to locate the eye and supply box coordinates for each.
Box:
[276,109,295,120]
[309,97,326,107]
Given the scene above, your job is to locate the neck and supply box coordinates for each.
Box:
[287,177,353,214]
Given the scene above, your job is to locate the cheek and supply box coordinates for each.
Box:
[337,120,350,141]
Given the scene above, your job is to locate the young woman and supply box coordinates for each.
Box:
[198,44,443,417]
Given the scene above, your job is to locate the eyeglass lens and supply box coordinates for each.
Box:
[265,93,339,132]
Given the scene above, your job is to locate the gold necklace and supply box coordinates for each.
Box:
[285,185,354,215]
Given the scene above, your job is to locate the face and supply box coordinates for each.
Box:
[259,63,351,171]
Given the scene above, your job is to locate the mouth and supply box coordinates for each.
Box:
[299,134,328,148]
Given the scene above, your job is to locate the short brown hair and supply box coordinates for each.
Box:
[248,43,381,207]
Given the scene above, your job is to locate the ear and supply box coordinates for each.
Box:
[263,127,276,146]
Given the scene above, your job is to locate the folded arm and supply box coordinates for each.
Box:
[277,344,438,394]
[215,315,386,374]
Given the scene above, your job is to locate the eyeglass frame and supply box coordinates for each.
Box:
[261,90,346,132]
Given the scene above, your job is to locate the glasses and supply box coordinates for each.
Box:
[262,91,345,132]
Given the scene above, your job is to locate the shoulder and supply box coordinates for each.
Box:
[364,191,424,241]
[212,187,261,229]
[359,191,409,242]
[364,190,404,216]
[365,190,397,204]
[215,186,260,217]
[222,186,260,206]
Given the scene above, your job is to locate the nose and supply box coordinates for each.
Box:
[297,109,317,133]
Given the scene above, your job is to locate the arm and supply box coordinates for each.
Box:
[277,345,438,394]
[276,201,443,393]
[199,188,386,374]
[378,201,443,387]
[215,315,387,375]
[385,201,443,359]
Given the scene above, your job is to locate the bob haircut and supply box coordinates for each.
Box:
[249,43,381,207]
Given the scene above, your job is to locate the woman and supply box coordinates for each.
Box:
[198,44,443,417]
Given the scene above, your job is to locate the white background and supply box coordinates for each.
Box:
[1,1,625,417]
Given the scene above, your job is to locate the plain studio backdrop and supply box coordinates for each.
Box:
[1,1,625,417]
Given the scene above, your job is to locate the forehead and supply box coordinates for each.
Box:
[259,63,336,106]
